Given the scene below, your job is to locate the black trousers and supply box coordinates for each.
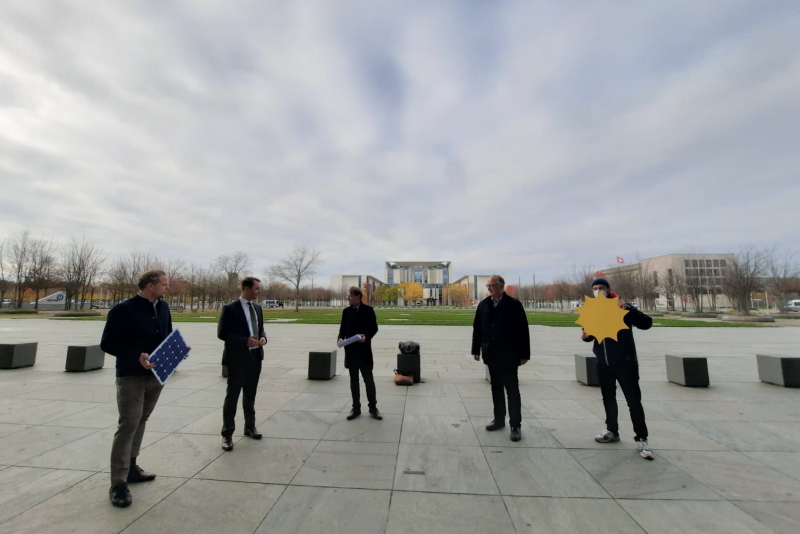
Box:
[221,353,262,438]
[488,364,522,427]
[597,362,648,441]
[349,364,377,412]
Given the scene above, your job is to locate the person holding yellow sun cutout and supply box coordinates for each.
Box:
[578,277,655,460]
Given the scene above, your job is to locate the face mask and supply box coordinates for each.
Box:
[593,289,607,298]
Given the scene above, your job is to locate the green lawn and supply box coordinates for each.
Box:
[56,307,763,327]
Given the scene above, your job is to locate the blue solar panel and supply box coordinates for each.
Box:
[149,329,190,384]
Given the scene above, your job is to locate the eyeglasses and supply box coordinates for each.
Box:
[485,284,501,288]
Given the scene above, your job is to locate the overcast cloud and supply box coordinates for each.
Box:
[1,1,798,285]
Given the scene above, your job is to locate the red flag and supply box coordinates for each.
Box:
[616,256,624,264]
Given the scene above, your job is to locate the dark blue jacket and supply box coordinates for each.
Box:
[101,295,172,377]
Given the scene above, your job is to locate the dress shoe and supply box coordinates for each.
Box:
[244,427,262,439]
[485,420,505,431]
[109,483,132,508]
[369,408,383,420]
[222,437,233,451]
[510,427,522,442]
[127,465,156,483]
[346,409,361,420]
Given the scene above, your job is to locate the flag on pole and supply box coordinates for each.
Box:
[616,256,625,264]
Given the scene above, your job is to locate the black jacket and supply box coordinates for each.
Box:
[338,304,378,369]
[471,293,531,366]
[218,299,266,366]
[101,295,172,377]
[583,302,652,366]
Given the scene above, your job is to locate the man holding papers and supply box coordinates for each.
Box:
[338,286,381,420]
[218,277,267,451]
[101,269,173,508]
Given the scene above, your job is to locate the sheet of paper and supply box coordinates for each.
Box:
[337,334,362,348]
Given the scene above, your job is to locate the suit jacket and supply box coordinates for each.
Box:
[471,293,530,367]
[338,304,378,369]
[101,295,173,377]
[218,299,266,367]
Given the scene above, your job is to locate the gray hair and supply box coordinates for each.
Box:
[489,274,505,286]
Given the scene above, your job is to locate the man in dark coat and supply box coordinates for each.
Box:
[338,286,381,420]
[581,277,654,460]
[218,277,267,451]
[101,269,173,508]
[471,274,530,442]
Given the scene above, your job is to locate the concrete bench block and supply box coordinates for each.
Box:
[65,345,105,372]
[574,354,599,387]
[397,352,421,383]
[757,354,800,388]
[0,342,38,369]
[308,350,337,380]
[665,354,709,387]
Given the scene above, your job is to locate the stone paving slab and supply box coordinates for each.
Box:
[0,318,798,533]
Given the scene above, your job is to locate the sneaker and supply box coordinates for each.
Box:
[637,439,655,460]
[594,430,620,443]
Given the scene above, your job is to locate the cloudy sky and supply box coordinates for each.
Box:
[1,1,798,286]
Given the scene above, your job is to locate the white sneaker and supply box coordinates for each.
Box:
[595,430,620,443]
[637,439,654,460]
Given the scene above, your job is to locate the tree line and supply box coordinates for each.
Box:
[0,230,323,311]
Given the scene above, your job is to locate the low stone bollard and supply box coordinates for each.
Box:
[0,342,38,369]
[65,345,105,372]
[665,354,709,387]
[757,354,800,388]
[574,354,599,387]
[308,350,337,380]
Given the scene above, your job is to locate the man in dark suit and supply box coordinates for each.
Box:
[218,277,267,451]
[338,286,381,420]
[471,274,530,442]
[101,269,175,508]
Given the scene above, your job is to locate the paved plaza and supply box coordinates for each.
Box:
[1,317,799,533]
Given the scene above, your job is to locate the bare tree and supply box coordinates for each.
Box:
[722,246,765,315]
[268,245,322,312]
[657,267,678,311]
[61,236,105,310]
[632,257,659,310]
[214,252,251,301]
[764,245,800,310]
[26,237,58,309]
[672,269,688,312]
[607,266,636,302]
[8,229,32,307]
[0,239,9,308]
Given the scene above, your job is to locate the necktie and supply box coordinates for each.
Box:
[248,302,259,339]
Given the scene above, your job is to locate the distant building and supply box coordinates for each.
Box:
[451,275,504,302]
[330,274,385,306]
[601,253,735,310]
[385,261,452,303]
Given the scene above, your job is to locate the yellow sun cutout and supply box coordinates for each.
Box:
[574,295,630,342]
